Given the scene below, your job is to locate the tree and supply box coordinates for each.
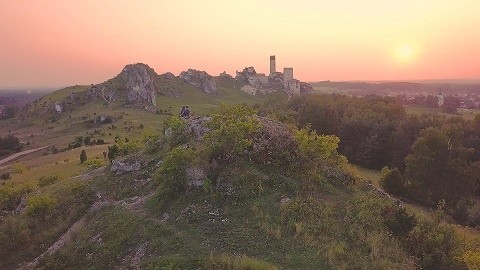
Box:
[405,127,475,208]
[379,167,408,197]
[83,136,91,145]
[107,144,118,162]
[0,106,16,120]
[80,150,87,164]
[382,206,416,237]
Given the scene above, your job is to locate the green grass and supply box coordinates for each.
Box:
[405,105,480,120]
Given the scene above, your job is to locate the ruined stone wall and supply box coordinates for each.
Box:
[283,68,293,81]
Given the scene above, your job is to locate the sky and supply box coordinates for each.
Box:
[1,0,480,89]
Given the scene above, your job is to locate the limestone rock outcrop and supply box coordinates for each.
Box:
[111,156,142,174]
[121,64,157,106]
[180,69,217,94]
[89,63,158,107]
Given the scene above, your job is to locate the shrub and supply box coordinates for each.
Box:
[1,172,10,180]
[379,167,408,197]
[80,150,87,163]
[108,144,118,161]
[83,136,91,145]
[452,197,473,225]
[155,147,194,207]
[250,117,297,167]
[96,139,105,145]
[116,138,141,155]
[25,194,58,221]
[382,206,416,237]
[205,104,260,163]
[405,219,465,269]
[11,163,27,174]
[38,175,60,187]
[163,116,191,147]
[83,158,106,169]
[293,125,345,180]
[142,127,161,151]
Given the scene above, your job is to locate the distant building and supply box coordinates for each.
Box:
[438,90,444,107]
[270,55,276,75]
[235,55,303,96]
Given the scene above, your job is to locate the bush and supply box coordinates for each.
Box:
[382,206,416,237]
[163,116,191,147]
[25,194,58,221]
[96,139,105,145]
[205,104,260,163]
[80,150,87,163]
[142,127,161,151]
[108,144,118,161]
[1,172,10,180]
[379,167,408,197]
[38,175,60,187]
[11,163,27,174]
[83,158,107,169]
[405,220,465,269]
[293,125,345,180]
[155,147,194,207]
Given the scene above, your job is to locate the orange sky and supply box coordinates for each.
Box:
[1,1,480,89]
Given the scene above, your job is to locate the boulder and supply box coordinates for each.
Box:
[186,166,206,188]
[187,116,211,140]
[180,69,217,94]
[111,156,142,174]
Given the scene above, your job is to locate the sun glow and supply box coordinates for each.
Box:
[394,43,417,64]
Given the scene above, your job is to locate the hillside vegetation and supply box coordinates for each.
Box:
[2,76,480,269]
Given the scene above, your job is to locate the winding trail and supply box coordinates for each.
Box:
[0,146,50,167]
[18,190,156,270]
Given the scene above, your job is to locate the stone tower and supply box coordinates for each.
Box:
[283,68,293,81]
[270,55,276,75]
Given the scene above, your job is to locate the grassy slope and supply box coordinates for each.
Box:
[8,81,480,268]
[0,79,261,269]
[36,160,413,269]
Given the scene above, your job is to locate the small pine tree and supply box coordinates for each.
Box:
[80,150,87,164]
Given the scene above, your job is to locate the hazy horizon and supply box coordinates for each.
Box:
[1,1,480,89]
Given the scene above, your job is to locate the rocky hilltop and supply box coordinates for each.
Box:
[31,61,312,116]
[89,63,158,107]
[179,69,217,94]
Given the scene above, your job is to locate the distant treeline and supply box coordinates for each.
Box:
[259,93,480,222]
[311,81,480,95]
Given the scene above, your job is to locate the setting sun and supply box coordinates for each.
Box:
[394,44,417,64]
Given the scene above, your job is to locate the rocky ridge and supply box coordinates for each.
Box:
[179,69,218,94]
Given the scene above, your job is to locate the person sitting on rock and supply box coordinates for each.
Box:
[180,106,185,117]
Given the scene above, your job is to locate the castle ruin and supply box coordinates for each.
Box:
[235,55,307,96]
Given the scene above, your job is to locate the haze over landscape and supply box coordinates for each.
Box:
[4,2,480,270]
[1,0,480,90]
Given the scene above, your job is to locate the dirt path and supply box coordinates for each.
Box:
[18,191,156,270]
[0,146,50,167]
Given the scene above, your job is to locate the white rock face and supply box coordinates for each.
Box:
[121,64,157,106]
[179,69,217,94]
[111,158,141,174]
